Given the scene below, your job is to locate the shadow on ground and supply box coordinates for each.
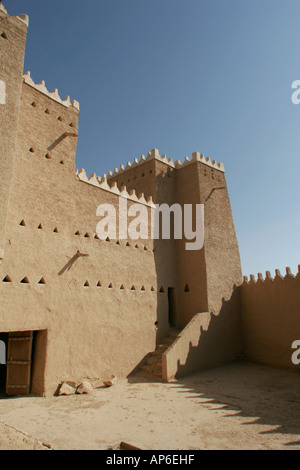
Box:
[130,361,300,447]
[171,362,300,447]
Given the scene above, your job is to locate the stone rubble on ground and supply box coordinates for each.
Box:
[57,380,93,395]
[103,375,117,387]
[58,382,76,396]
[76,380,93,394]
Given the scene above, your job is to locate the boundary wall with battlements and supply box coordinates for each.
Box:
[240,266,300,370]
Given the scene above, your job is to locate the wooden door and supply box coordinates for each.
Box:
[6,331,33,396]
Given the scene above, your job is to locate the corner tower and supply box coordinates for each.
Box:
[175,153,242,327]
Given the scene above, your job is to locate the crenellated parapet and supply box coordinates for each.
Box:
[77,147,225,207]
[106,148,225,179]
[0,2,29,25]
[242,266,300,284]
[23,71,80,111]
[76,168,155,207]
[182,151,225,172]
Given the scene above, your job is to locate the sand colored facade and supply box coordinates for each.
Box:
[162,266,300,381]
[0,5,298,397]
[240,269,300,370]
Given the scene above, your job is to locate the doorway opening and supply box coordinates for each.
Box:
[0,330,47,398]
[168,287,177,328]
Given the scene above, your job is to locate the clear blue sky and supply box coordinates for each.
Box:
[7,0,300,277]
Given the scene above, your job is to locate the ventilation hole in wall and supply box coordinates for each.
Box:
[149,170,153,174]
[83,281,90,287]
[151,286,155,292]
[155,321,159,326]
[31,102,37,108]
[131,285,136,291]
[184,284,190,292]
[152,248,155,252]
[37,224,43,230]
[53,227,58,233]
[135,244,139,248]
[60,160,64,165]
[126,242,130,247]
[45,153,51,159]
[108,283,113,289]
[1,32,8,39]
[58,116,63,122]
[116,240,120,245]
[141,286,145,291]
[45,109,50,114]
[69,122,74,127]
[94,234,100,240]
[29,148,34,153]
[106,237,111,242]
[20,277,30,284]
[144,246,148,251]
[97,281,102,287]
[75,231,80,236]
[38,277,46,285]
[141,173,145,177]
[84,233,90,238]
[19,220,26,227]
[120,284,125,290]
[159,286,165,293]
[3,275,12,283]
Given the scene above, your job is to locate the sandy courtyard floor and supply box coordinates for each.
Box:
[0,362,299,450]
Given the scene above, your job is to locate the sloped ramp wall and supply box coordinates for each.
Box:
[162,306,242,381]
[162,312,210,381]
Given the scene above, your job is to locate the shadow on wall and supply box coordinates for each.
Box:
[168,362,300,448]
[128,166,186,377]
[152,166,181,345]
